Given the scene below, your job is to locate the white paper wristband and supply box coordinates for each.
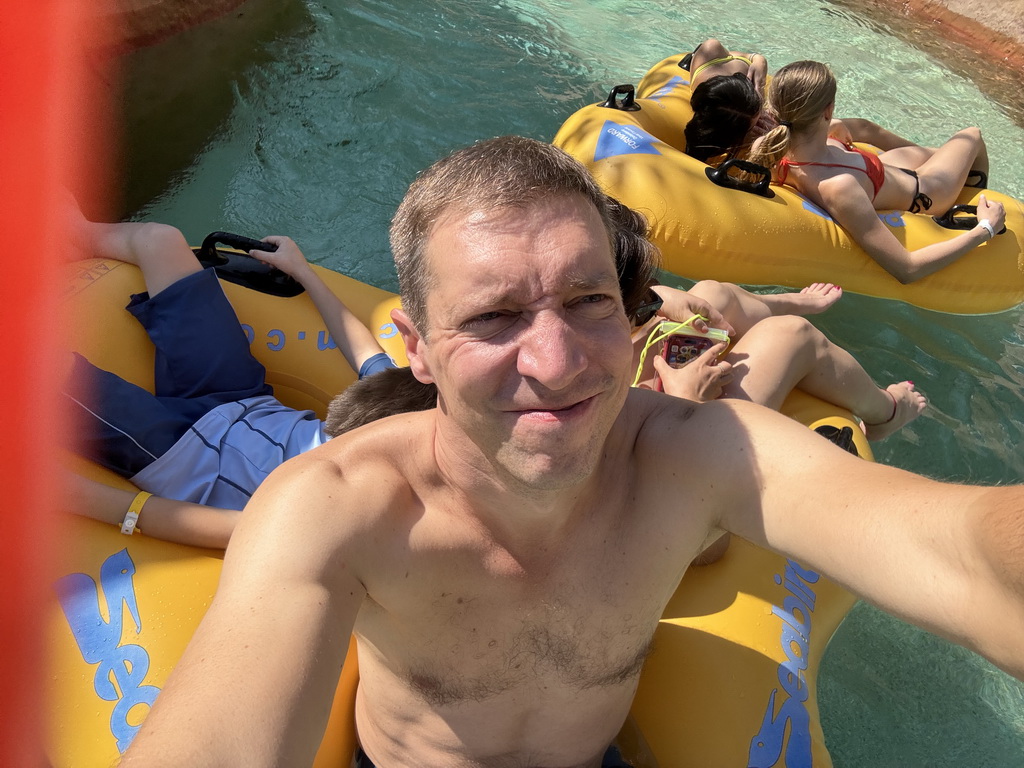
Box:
[978,218,996,240]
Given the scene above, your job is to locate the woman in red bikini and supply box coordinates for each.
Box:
[746,59,1006,283]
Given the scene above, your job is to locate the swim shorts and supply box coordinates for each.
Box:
[68,267,273,475]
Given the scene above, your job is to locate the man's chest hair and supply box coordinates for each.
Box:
[402,594,660,707]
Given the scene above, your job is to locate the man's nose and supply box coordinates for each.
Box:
[516,312,587,390]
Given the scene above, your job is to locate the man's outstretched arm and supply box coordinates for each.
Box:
[119,456,367,767]
[691,399,1024,680]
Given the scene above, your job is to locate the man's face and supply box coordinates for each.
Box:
[400,194,634,491]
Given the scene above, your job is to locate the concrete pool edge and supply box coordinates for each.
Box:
[829,0,1024,127]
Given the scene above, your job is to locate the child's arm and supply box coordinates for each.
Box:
[69,475,237,549]
[250,236,389,375]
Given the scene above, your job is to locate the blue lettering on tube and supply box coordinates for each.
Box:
[748,560,820,767]
[749,689,812,768]
[648,75,687,101]
[54,549,161,752]
[266,329,285,351]
[780,594,812,640]
[317,331,337,351]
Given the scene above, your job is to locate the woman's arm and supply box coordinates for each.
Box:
[70,475,237,549]
[836,117,920,151]
[822,178,1004,283]
[251,236,389,373]
[746,53,768,96]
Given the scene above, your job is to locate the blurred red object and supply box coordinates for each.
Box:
[0,2,113,765]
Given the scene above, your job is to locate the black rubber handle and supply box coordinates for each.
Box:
[704,158,775,199]
[932,204,1006,234]
[198,231,278,260]
[193,231,304,298]
[598,84,640,112]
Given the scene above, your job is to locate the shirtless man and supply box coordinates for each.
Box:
[120,136,1024,768]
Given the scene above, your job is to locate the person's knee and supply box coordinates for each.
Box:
[700,38,728,57]
[759,314,822,350]
[142,222,188,248]
[841,117,871,135]
[129,223,192,262]
[954,126,982,144]
[690,279,733,308]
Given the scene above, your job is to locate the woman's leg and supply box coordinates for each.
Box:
[720,315,926,439]
[881,127,988,211]
[687,280,842,338]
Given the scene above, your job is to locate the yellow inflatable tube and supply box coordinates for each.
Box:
[620,391,868,767]
[48,252,405,768]
[553,53,1024,315]
[49,250,868,767]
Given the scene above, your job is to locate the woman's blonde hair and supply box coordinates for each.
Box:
[747,60,837,171]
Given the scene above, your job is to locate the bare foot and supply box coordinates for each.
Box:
[862,381,927,441]
[796,283,843,313]
[761,283,842,316]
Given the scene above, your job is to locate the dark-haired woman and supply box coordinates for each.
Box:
[683,38,769,162]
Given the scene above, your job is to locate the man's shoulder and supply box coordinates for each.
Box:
[623,390,772,461]
[244,413,438,560]
[289,409,436,497]
[623,386,755,428]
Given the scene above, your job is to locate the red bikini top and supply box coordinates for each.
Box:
[777,144,885,200]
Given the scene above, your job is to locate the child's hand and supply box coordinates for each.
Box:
[250,236,313,281]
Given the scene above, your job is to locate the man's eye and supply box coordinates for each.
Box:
[471,311,503,323]
[462,311,511,329]
[574,294,612,307]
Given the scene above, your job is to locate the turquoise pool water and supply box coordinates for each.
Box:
[117,0,1024,763]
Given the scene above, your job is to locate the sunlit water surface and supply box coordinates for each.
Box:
[118,0,1024,764]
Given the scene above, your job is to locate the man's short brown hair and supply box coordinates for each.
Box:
[389,136,618,335]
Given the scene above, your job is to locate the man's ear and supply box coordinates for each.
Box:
[391,308,434,384]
